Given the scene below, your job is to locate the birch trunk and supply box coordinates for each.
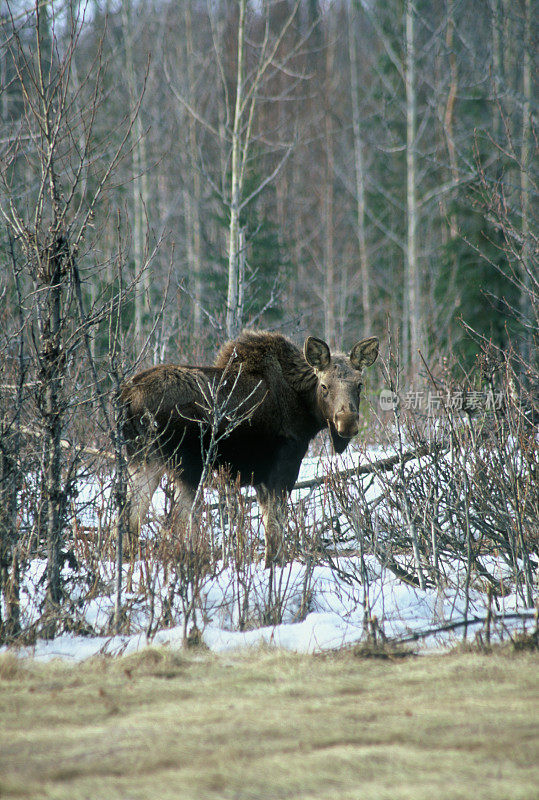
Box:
[324,25,336,348]
[439,0,460,317]
[185,0,203,338]
[405,0,420,374]
[122,0,149,345]
[226,0,247,339]
[444,0,458,239]
[491,0,503,142]
[348,2,371,335]
[519,0,532,367]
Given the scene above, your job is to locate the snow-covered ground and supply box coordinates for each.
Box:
[13,557,528,663]
[3,445,534,662]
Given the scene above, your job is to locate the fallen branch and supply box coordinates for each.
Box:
[388,611,536,645]
[18,426,109,460]
[327,611,537,656]
[293,442,444,491]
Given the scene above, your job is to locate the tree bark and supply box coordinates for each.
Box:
[348,1,372,335]
[444,0,458,240]
[405,0,420,374]
[324,22,336,348]
[122,0,149,345]
[40,262,64,614]
[34,2,69,625]
[519,0,532,367]
[491,0,503,143]
[226,0,247,339]
[184,0,203,339]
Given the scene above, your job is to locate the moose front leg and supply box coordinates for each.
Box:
[256,486,288,568]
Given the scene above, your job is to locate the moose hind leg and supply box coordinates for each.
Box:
[125,461,164,548]
[170,478,197,529]
[256,486,288,568]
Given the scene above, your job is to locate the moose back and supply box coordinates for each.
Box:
[119,330,379,565]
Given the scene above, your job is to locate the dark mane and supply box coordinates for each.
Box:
[215,330,318,394]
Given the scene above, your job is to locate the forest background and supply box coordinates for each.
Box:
[2,0,535,368]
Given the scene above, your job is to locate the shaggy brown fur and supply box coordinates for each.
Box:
[215,330,319,392]
[119,330,379,565]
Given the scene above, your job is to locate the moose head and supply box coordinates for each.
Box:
[304,336,379,442]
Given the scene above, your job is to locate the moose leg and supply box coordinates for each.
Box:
[124,461,165,549]
[170,478,197,529]
[256,486,288,568]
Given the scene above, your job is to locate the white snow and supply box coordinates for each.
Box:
[2,445,533,663]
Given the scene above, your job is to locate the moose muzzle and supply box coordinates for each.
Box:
[333,412,359,438]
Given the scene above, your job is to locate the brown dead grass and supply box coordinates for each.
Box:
[0,645,537,800]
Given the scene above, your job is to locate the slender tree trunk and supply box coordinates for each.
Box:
[122,0,149,345]
[35,3,69,625]
[293,156,303,316]
[402,272,409,372]
[405,0,420,374]
[491,0,503,143]
[502,0,512,91]
[324,117,335,347]
[444,0,458,239]
[112,382,128,634]
[438,0,460,321]
[226,0,247,339]
[0,252,24,639]
[324,25,336,348]
[0,432,21,638]
[520,0,532,367]
[39,240,68,623]
[184,0,203,339]
[348,1,371,335]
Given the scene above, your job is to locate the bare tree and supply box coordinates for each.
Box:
[347,0,372,336]
[519,0,533,366]
[0,1,139,635]
[121,0,151,346]
[0,241,25,639]
[183,0,203,339]
[405,0,421,375]
[165,0,303,338]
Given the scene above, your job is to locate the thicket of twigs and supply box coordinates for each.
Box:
[0,333,537,647]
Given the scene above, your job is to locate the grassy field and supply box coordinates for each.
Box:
[0,644,537,800]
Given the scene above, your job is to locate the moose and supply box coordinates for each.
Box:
[119,329,379,565]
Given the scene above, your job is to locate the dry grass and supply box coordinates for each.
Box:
[0,646,537,800]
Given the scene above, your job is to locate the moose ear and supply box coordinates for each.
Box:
[304,336,331,370]
[350,337,379,370]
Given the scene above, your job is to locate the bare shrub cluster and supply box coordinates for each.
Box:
[1,339,536,648]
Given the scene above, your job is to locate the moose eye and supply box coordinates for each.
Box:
[320,384,329,397]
